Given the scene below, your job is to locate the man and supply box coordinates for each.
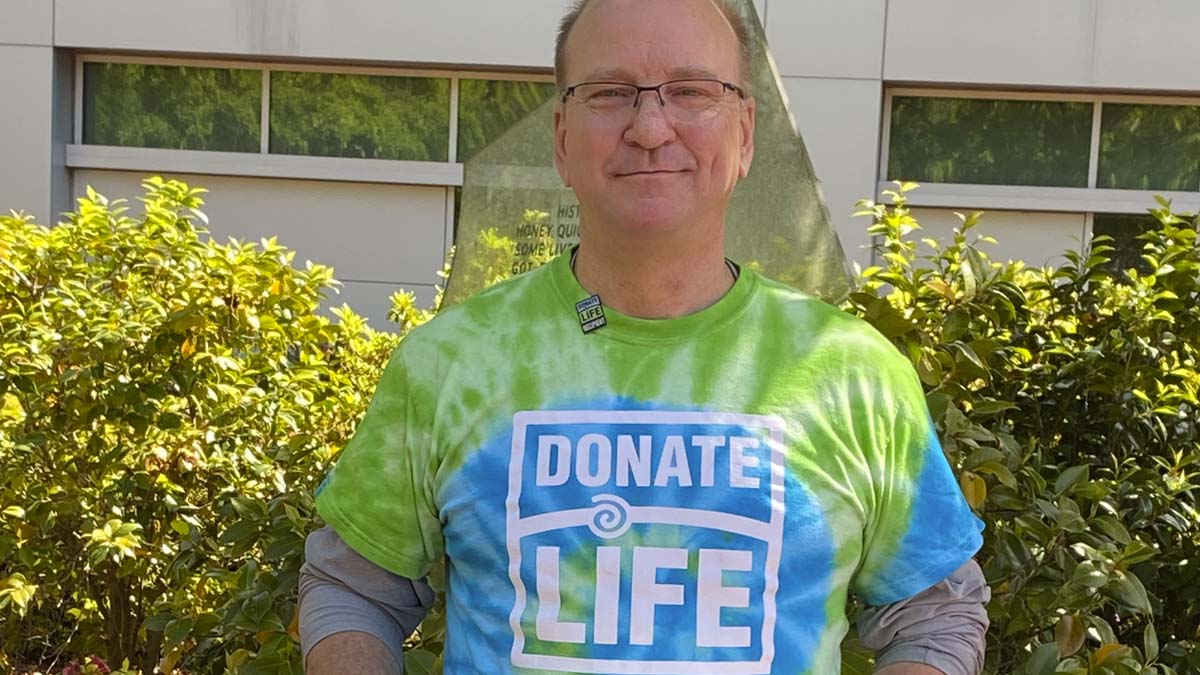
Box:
[300,1,990,673]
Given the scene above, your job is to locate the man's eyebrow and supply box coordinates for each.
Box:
[667,65,721,80]
[578,65,723,83]
[579,67,636,82]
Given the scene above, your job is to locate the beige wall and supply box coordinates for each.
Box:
[53,0,767,68]
[73,169,445,329]
[0,45,57,224]
[0,0,52,45]
[884,0,1200,91]
[911,209,1087,269]
[767,0,885,80]
[782,77,883,267]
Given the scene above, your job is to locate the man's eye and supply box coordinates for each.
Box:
[591,88,632,99]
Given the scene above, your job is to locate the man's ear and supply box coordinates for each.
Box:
[738,96,756,179]
[553,102,572,187]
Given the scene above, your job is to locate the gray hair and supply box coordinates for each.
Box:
[554,0,753,93]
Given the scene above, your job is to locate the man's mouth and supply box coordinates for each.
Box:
[616,169,688,177]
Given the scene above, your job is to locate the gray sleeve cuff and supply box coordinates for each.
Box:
[858,559,991,675]
[299,525,436,669]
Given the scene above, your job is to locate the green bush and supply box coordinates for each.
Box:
[3,179,1197,674]
[845,184,1198,674]
[0,179,399,674]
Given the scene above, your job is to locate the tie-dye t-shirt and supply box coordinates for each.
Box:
[315,251,984,674]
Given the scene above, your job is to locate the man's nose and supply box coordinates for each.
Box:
[623,90,676,149]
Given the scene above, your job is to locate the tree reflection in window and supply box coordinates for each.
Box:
[888,96,1092,187]
[1099,104,1200,192]
[83,63,261,152]
[270,72,451,161]
[456,80,556,163]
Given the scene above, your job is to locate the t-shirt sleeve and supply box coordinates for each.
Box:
[851,348,985,606]
[315,345,444,580]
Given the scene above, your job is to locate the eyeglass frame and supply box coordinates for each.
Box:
[559,78,747,109]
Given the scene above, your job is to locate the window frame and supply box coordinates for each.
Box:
[879,87,1200,216]
[71,53,555,259]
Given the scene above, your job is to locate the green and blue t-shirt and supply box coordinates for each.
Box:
[316,252,984,674]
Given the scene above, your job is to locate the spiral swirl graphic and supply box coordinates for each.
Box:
[588,494,633,539]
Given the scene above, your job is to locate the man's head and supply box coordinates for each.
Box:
[552,0,756,239]
[554,0,753,92]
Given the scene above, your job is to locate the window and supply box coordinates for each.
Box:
[456,79,556,162]
[1092,213,1159,274]
[80,59,554,169]
[1098,103,1200,191]
[887,96,1093,187]
[82,62,261,152]
[269,72,451,161]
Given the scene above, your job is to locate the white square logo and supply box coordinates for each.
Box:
[505,410,787,674]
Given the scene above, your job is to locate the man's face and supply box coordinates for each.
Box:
[553,0,756,236]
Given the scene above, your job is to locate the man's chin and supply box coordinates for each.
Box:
[607,209,693,236]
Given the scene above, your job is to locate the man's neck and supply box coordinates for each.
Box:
[572,230,735,320]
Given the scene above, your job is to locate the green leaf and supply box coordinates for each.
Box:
[959,471,987,509]
[1090,516,1131,545]
[1070,561,1109,588]
[1054,466,1089,495]
[1055,613,1085,658]
[0,573,37,613]
[1108,570,1152,615]
[405,649,440,675]
[943,310,971,342]
[971,400,1018,416]
[1091,643,1130,668]
[1024,643,1060,675]
[1120,540,1158,567]
[1144,622,1159,662]
[950,342,987,374]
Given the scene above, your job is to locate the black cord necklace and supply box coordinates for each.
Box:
[569,248,739,335]
[569,248,740,281]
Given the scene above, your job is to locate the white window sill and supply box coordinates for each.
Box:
[66,145,464,187]
[882,181,1200,215]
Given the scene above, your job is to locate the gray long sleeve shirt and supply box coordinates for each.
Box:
[299,525,990,674]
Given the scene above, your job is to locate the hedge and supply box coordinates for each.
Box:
[1,179,1197,674]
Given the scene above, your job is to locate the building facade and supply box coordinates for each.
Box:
[3,0,1199,326]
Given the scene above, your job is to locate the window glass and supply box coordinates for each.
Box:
[887,96,1093,187]
[1092,213,1159,275]
[270,72,451,161]
[456,79,556,162]
[83,62,261,152]
[1098,103,1200,191]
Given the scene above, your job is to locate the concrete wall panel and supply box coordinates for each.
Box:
[884,0,1096,87]
[783,77,882,269]
[71,170,448,287]
[0,45,55,223]
[766,0,885,79]
[912,208,1086,268]
[55,0,571,69]
[0,0,52,46]
[1094,1,1200,92]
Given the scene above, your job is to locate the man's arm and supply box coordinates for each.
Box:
[859,559,991,675]
[299,525,436,674]
[876,665,943,675]
[307,631,402,675]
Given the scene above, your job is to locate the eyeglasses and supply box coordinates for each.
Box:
[560,78,746,121]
